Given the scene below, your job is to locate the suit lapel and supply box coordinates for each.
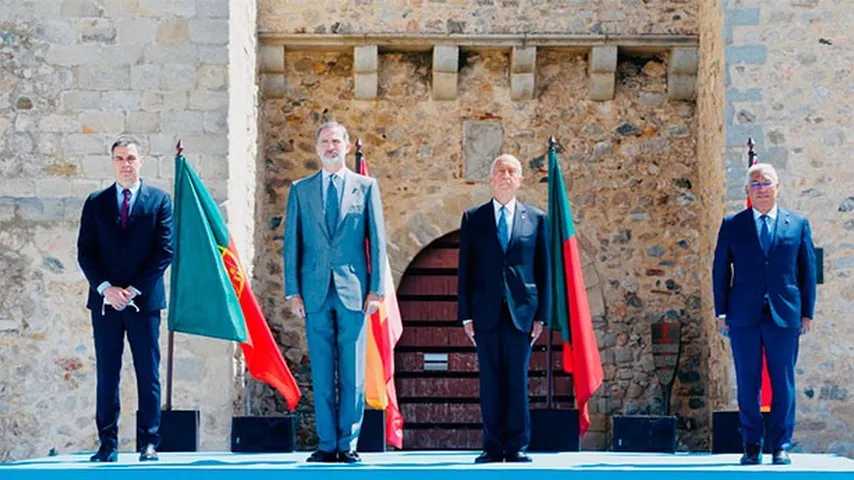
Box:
[305,172,331,242]
[127,182,149,226]
[337,170,355,230]
[507,201,526,252]
[738,209,764,257]
[769,208,789,253]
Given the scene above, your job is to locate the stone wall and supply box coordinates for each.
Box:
[0,0,242,460]
[718,0,854,456]
[255,47,710,449]
[259,0,697,35]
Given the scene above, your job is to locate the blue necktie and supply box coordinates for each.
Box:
[497,206,510,251]
[759,214,771,254]
[325,174,339,235]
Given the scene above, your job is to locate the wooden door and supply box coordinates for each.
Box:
[395,231,574,449]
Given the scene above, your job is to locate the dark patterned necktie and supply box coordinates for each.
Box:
[759,214,771,254]
[120,189,131,229]
[497,206,509,251]
[325,174,339,234]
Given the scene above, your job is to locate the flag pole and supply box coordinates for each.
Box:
[546,136,557,409]
[165,139,184,411]
[354,138,363,172]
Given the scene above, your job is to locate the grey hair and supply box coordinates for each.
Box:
[745,162,779,188]
[111,135,141,155]
[314,121,350,144]
[489,154,523,177]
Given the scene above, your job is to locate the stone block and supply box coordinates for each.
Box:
[79,111,125,133]
[38,115,80,133]
[203,111,227,134]
[161,111,204,134]
[64,133,107,155]
[196,0,229,18]
[354,72,378,100]
[143,45,199,64]
[60,0,104,17]
[260,74,286,99]
[45,45,103,66]
[138,0,195,17]
[432,71,457,101]
[669,47,699,75]
[725,45,767,65]
[101,91,142,110]
[189,90,229,111]
[432,45,459,73]
[0,179,36,197]
[35,178,73,198]
[80,18,116,44]
[510,72,535,100]
[60,91,101,111]
[354,45,378,73]
[189,19,229,45]
[463,120,504,181]
[589,46,618,73]
[156,19,190,45]
[198,46,228,65]
[511,46,536,74]
[179,134,228,155]
[115,18,158,44]
[590,71,615,101]
[127,112,160,133]
[259,45,285,73]
[161,63,197,91]
[668,74,696,101]
[76,65,130,91]
[197,65,228,90]
[131,64,162,90]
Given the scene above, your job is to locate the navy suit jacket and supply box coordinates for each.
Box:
[77,182,174,312]
[458,200,550,333]
[712,207,816,329]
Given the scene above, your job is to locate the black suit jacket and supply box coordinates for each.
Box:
[457,200,550,333]
[77,182,174,312]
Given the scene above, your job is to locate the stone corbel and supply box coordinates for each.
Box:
[511,46,536,100]
[432,45,459,101]
[259,44,286,98]
[354,45,378,100]
[589,46,617,101]
[667,47,698,101]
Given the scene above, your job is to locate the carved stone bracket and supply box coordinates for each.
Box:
[259,44,285,98]
[589,45,617,101]
[667,47,699,101]
[433,45,459,101]
[511,46,536,100]
[354,45,379,100]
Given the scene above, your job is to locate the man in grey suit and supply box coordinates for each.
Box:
[284,121,386,463]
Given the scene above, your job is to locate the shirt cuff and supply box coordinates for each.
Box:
[127,286,142,297]
[717,314,726,319]
[96,282,112,296]
[462,319,473,325]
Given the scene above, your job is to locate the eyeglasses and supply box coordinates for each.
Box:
[749,180,775,190]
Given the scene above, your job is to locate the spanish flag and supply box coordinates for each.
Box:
[168,150,300,411]
[357,154,404,449]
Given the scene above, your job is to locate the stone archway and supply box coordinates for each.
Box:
[392,226,607,449]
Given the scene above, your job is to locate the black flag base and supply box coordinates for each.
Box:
[231,415,297,452]
[357,408,387,452]
[529,409,580,452]
[136,409,200,452]
[611,415,677,453]
[712,410,774,454]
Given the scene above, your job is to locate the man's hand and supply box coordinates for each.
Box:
[364,293,383,315]
[717,317,729,337]
[530,321,544,346]
[801,317,813,335]
[463,321,476,347]
[104,286,131,310]
[288,295,306,319]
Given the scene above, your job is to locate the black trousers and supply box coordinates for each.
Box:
[475,302,532,455]
[91,307,161,449]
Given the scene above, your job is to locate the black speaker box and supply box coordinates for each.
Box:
[357,408,386,452]
[712,410,774,453]
[231,415,297,452]
[612,415,677,453]
[136,409,199,452]
[529,409,580,452]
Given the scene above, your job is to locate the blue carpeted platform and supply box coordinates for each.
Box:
[3,451,853,480]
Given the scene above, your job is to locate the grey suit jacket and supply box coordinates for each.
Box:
[283,169,386,313]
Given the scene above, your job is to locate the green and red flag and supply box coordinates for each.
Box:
[168,151,300,411]
[547,141,603,435]
[357,152,404,449]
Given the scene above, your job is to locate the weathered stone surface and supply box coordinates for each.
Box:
[463,121,504,182]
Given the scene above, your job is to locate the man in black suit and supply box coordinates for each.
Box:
[458,154,550,463]
[77,136,174,462]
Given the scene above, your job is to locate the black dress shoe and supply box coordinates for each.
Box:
[89,446,118,462]
[474,451,503,464]
[504,452,532,463]
[740,443,762,465]
[139,444,159,462]
[772,449,791,465]
[338,451,361,463]
[306,450,338,463]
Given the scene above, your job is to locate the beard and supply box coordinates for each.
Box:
[321,152,345,167]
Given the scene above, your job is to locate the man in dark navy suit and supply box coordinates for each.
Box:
[713,163,816,466]
[457,154,550,464]
[77,136,174,462]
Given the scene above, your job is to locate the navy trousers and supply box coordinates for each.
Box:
[729,304,800,450]
[475,302,532,455]
[91,307,161,449]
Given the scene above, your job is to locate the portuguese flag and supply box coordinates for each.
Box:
[168,151,300,411]
[357,154,404,449]
[547,142,603,435]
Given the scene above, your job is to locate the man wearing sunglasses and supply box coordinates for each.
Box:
[713,163,817,466]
